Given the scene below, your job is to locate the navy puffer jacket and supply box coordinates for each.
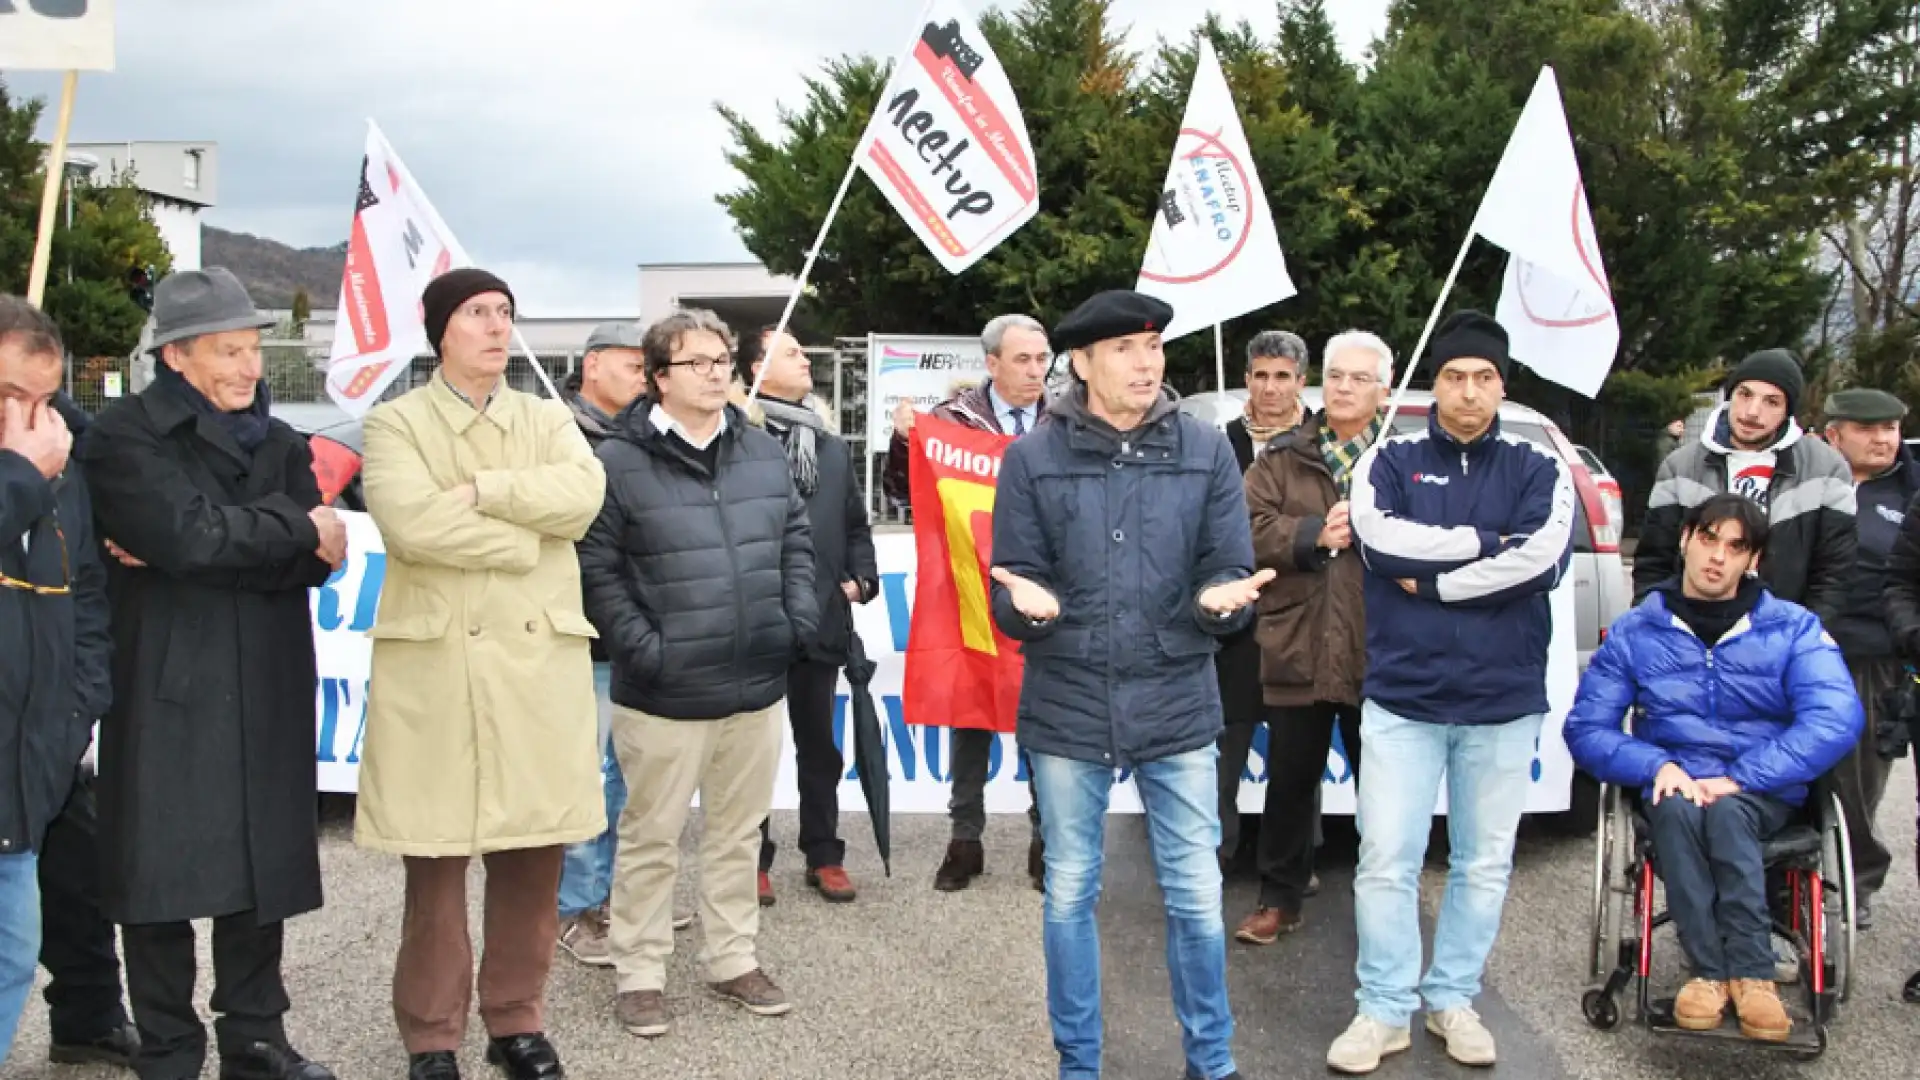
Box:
[1563,585,1862,807]
[990,385,1254,769]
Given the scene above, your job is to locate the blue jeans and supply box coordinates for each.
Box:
[1352,701,1542,1028]
[0,851,41,1064]
[558,663,627,918]
[1647,792,1794,980]
[1031,747,1236,1080]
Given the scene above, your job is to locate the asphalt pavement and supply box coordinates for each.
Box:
[4,765,1917,1080]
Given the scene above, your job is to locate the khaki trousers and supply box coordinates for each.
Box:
[391,847,563,1054]
[607,704,782,994]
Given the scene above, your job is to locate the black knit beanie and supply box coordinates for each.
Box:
[1428,310,1511,382]
[1724,348,1804,418]
[422,268,515,355]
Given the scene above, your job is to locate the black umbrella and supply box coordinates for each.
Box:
[844,631,892,876]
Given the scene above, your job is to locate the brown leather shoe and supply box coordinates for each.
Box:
[1234,906,1302,945]
[1728,978,1790,1041]
[1673,978,1729,1031]
[806,865,857,902]
[710,968,792,1017]
[614,990,669,1038]
[1028,838,1045,892]
[757,870,774,907]
[934,840,985,892]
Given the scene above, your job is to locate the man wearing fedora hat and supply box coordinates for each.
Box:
[79,267,344,1080]
[990,288,1271,1080]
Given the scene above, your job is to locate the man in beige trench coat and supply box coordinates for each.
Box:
[356,269,607,1080]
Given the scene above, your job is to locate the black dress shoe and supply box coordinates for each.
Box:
[485,1033,564,1079]
[49,1021,139,1066]
[409,1051,462,1080]
[219,1041,336,1080]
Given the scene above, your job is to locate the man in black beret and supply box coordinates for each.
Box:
[1820,387,1917,930]
[1635,348,1856,624]
[990,288,1271,1080]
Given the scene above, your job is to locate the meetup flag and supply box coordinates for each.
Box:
[1137,39,1296,341]
[855,0,1039,273]
[1474,67,1619,398]
[324,122,469,416]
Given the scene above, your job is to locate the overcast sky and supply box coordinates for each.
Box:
[14,1,1389,315]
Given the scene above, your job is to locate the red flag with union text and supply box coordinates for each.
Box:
[904,414,1023,733]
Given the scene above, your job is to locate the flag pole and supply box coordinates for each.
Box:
[27,72,78,308]
[1213,324,1226,394]
[748,0,935,406]
[1380,229,1477,432]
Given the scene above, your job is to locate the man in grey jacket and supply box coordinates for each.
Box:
[579,308,818,1041]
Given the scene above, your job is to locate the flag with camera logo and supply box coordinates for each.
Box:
[904,414,1023,732]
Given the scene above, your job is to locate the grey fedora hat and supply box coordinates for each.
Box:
[149,267,276,352]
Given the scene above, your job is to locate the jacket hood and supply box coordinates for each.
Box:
[1047,381,1181,437]
[566,391,616,439]
[1700,403,1803,456]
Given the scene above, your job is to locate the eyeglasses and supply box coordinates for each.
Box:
[0,517,71,597]
[668,356,729,376]
[1324,371,1380,387]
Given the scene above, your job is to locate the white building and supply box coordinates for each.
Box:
[638,261,800,336]
[65,140,216,270]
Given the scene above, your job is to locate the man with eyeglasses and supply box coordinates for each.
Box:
[355,269,607,1080]
[579,309,818,1039]
[80,269,342,1080]
[0,296,110,1065]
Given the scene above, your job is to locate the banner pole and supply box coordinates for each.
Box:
[1214,323,1226,394]
[1380,229,1476,432]
[27,71,78,308]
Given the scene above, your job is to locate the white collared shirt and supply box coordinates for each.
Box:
[650,404,726,450]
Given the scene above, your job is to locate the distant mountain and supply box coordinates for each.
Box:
[202,226,345,311]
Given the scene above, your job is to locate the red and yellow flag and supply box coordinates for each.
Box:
[904,414,1023,733]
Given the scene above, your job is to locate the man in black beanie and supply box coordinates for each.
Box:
[1635,347,1856,626]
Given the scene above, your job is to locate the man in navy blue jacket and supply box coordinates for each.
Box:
[990,289,1272,1080]
[1328,311,1575,1075]
[1566,494,1860,1042]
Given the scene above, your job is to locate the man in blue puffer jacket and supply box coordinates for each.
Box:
[991,289,1272,1080]
[1566,493,1861,1042]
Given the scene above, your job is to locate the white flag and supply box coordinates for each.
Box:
[324,122,470,416]
[854,1,1039,274]
[1137,40,1296,342]
[1473,67,1619,398]
[0,0,116,71]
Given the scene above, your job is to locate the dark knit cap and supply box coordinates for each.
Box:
[422,268,515,355]
[1428,310,1511,381]
[1724,348,1805,418]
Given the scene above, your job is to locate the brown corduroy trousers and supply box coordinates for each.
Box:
[391,847,564,1054]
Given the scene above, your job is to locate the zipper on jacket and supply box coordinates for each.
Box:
[1461,450,1469,476]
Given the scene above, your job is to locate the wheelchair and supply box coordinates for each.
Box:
[1582,777,1854,1057]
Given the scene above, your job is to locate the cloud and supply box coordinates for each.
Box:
[11,1,1388,315]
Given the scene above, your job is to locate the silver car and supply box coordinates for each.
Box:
[1183,389,1632,828]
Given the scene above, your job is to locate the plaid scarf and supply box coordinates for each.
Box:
[1319,415,1384,497]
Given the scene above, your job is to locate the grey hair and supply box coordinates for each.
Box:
[1322,330,1394,385]
[641,308,734,392]
[0,294,63,359]
[1246,330,1309,369]
[982,313,1046,357]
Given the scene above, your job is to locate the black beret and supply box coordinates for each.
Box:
[1824,387,1908,424]
[1053,290,1175,351]
[1427,310,1511,381]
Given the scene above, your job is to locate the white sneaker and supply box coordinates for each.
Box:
[1327,1013,1411,1075]
[1425,1006,1497,1066]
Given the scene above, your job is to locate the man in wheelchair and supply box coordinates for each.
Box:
[1566,494,1862,1041]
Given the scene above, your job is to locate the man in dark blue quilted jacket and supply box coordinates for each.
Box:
[990,289,1272,1080]
[1566,494,1861,1042]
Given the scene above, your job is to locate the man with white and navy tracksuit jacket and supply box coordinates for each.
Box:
[1326,311,1575,1076]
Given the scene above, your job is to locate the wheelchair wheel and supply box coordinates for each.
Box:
[1581,988,1621,1031]
[1589,784,1634,981]
[1821,792,1855,1004]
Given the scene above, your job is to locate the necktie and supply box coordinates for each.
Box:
[1011,408,1027,436]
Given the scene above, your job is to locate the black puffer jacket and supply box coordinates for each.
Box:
[579,401,819,720]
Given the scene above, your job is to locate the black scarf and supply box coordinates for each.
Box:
[1661,576,1761,646]
[156,362,272,453]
